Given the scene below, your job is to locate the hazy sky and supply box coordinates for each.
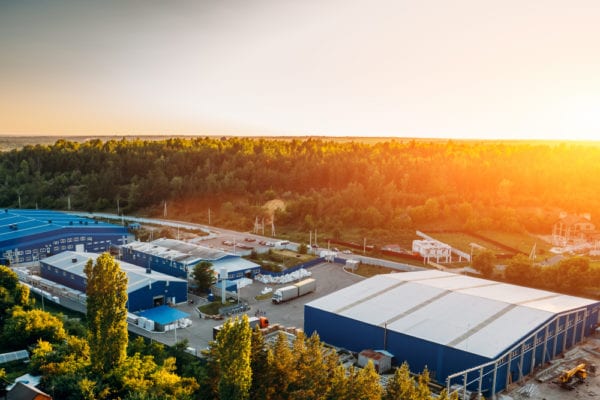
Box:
[1,0,599,140]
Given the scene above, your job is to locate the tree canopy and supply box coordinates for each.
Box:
[84,253,128,375]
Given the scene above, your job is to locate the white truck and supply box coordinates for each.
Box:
[272,278,316,304]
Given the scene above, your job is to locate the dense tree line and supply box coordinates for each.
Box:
[2,138,600,241]
[203,315,458,400]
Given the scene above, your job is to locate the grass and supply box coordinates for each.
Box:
[348,263,398,278]
[198,297,239,315]
[255,292,273,301]
[477,230,553,255]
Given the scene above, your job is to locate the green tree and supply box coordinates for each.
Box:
[297,243,308,255]
[0,265,30,327]
[249,327,269,400]
[554,256,591,294]
[472,249,496,278]
[216,315,252,400]
[193,261,216,293]
[347,362,382,400]
[383,362,416,400]
[85,253,128,375]
[2,308,66,348]
[504,254,536,286]
[266,331,297,400]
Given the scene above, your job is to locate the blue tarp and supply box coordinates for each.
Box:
[137,305,190,325]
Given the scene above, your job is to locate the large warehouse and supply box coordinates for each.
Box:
[304,270,600,396]
[40,251,187,312]
[121,238,261,280]
[0,209,131,265]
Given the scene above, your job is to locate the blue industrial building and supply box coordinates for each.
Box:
[40,251,187,312]
[0,209,131,265]
[304,270,600,397]
[121,238,261,280]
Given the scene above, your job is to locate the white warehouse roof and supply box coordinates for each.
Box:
[306,270,598,359]
[41,251,186,294]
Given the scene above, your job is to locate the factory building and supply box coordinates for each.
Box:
[120,238,261,280]
[0,209,131,265]
[40,251,187,312]
[304,270,600,396]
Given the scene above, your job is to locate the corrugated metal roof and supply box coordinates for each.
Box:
[306,270,598,358]
[122,238,260,273]
[122,238,229,265]
[0,209,125,244]
[41,251,186,294]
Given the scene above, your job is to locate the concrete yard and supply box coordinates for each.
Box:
[132,261,365,353]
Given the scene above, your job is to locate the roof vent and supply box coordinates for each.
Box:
[146,268,152,274]
[72,258,78,263]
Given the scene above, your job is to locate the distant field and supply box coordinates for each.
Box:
[476,231,553,255]
[424,230,551,257]
[425,232,507,254]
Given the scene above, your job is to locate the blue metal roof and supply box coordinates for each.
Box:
[0,209,127,245]
[136,305,190,325]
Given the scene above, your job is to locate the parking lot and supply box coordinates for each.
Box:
[133,261,365,353]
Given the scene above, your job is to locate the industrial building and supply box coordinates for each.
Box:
[304,270,600,396]
[120,238,261,280]
[40,251,187,312]
[0,209,131,265]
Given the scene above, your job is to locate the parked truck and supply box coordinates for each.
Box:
[272,278,316,304]
[212,316,269,340]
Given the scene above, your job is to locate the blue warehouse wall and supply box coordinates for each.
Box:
[121,249,188,278]
[304,305,489,386]
[128,280,188,312]
[1,227,129,264]
[39,261,87,292]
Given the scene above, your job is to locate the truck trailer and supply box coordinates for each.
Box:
[272,278,316,304]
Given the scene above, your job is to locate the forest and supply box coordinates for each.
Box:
[1,137,600,246]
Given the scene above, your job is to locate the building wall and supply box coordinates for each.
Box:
[128,280,188,312]
[39,260,87,292]
[1,228,130,264]
[121,248,189,278]
[39,261,188,312]
[305,302,600,396]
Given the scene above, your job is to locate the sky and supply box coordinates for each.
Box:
[0,0,599,140]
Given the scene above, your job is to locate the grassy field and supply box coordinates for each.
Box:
[477,231,552,255]
[425,232,507,254]
[423,230,551,257]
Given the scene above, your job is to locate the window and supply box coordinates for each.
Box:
[60,239,66,244]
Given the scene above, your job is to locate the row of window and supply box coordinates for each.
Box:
[41,263,84,282]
